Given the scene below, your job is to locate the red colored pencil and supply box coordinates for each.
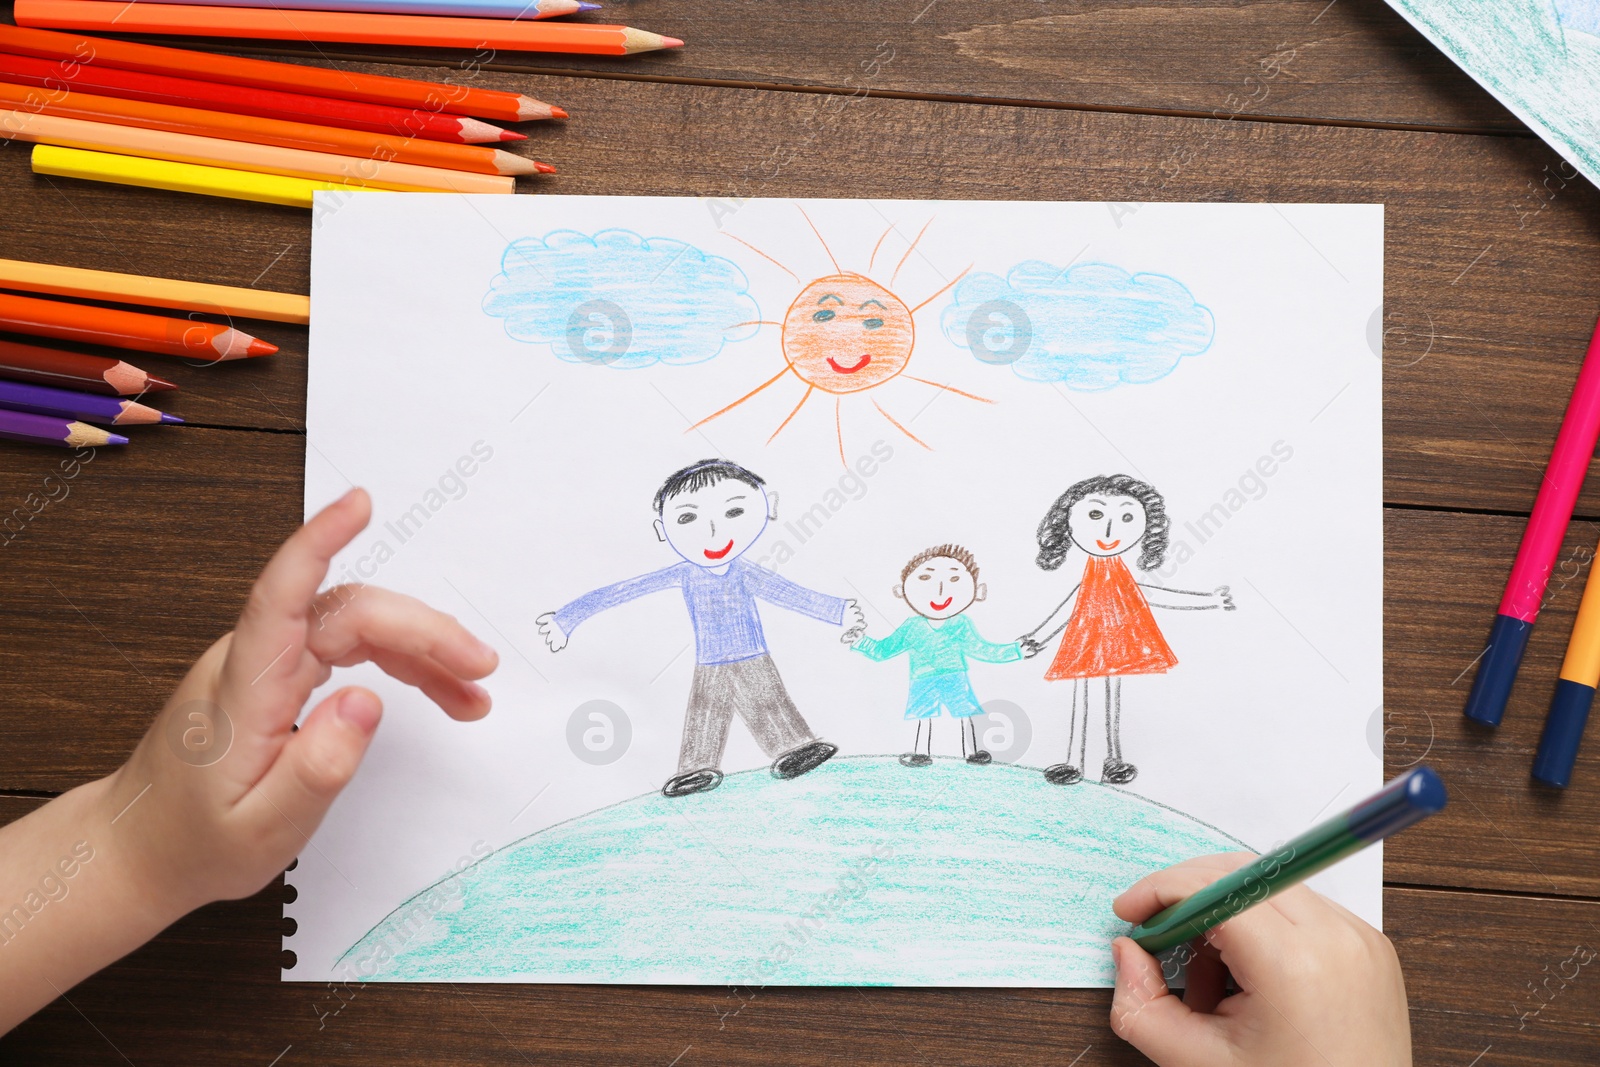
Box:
[0,337,176,395]
[0,52,520,144]
[0,293,276,361]
[0,23,564,121]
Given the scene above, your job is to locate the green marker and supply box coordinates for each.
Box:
[1130,766,1447,954]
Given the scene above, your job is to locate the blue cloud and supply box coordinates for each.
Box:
[940,261,1214,389]
[483,230,760,369]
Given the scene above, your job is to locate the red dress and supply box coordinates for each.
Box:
[1044,556,1178,680]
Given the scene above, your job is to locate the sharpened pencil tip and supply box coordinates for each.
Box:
[534,161,557,174]
[498,128,529,141]
[145,374,179,391]
[549,105,569,119]
[160,412,184,424]
[246,338,278,357]
[576,1,601,9]
[108,433,129,446]
[661,36,684,48]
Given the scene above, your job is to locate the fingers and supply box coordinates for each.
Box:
[1113,853,1297,964]
[308,585,497,682]
[1182,942,1229,1013]
[369,648,491,721]
[236,687,382,844]
[1110,938,1230,1067]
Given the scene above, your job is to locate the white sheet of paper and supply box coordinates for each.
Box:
[290,194,1383,987]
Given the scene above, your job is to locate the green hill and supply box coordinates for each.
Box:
[340,756,1246,986]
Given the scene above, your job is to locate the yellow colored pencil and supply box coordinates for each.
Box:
[0,257,308,325]
[32,144,365,209]
[3,109,513,194]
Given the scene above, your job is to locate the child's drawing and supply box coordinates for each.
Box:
[941,261,1214,389]
[1020,475,1235,786]
[482,229,759,368]
[535,458,867,797]
[850,544,1032,766]
[691,208,991,464]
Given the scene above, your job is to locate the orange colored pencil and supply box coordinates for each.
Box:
[0,292,276,361]
[0,23,565,121]
[0,82,552,176]
[14,1,684,55]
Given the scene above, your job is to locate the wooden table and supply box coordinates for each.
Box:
[2,1,1598,1061]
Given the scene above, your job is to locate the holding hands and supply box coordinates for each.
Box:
[536,612,569,652]
[840,599,867,644]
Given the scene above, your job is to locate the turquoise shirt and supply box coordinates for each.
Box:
[853,615,1021,678]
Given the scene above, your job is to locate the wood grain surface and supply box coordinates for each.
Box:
[2,0,1599,1062]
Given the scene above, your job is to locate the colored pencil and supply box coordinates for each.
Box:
[0,256,309,324]
[1465,316,1600,727]
[1536,532,1600,787]
[33,143,362,209]
[0,83,552,177]
[1129,767,1447,954]
[0,109,516,193]
[14,2,684,55]
[0,52,522,144]
[0,23,565,122]
[0,291,276,361]
[0,407,127,448]
[0,337,176,395]
[141,0,599,16]
[0,378,179,425]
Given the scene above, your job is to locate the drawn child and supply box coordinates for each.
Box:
[851,545,1028,767]
[1019,474,1234,787]
[536,459,867,798]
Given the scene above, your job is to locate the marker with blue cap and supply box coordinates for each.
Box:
[1535,535,1600,787]
[1129,767,1448,954]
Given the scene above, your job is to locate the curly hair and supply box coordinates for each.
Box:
[900,543,978,584]
[1035,474,1169,572]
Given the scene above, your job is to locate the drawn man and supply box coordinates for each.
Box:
[537,459,867,798]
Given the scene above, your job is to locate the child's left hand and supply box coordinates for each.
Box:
[1215,586,1236,611]
[107,487,499,911]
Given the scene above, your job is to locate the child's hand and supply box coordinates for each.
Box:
[840,599,867,643]
[105,488,499,912]
[536,611,569,652]
[1214,585,1236,611]
[1110,853,1411,1067]
[1018,636,1042,658]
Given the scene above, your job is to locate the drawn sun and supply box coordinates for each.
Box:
[690,207,991,465]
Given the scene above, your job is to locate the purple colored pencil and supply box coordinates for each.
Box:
[0,378,180,426]
[0,407,128,448]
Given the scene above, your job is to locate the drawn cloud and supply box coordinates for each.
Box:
[483,230,760,369]
[939,261,1215,390]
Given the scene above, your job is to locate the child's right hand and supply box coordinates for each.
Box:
[536,611,569,652]
[1110,853,1412,1067]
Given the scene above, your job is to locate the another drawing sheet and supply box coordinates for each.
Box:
[292,195,1383,987]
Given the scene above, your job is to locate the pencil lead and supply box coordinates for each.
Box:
[145,373,179,391]
[661,36,685,49]
[497,128,529,142]
[576,1,602,9]
[246,338,278,358]
[549,105,569,120]
[159,412,184,424]
[107,432,129,446]
[534,161,557,174]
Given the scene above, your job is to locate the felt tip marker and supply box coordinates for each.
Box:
[1535,533,1600,786]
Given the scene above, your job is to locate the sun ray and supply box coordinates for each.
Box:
[687,365,794,430]
[722,233,800,283]
[797,204,841,274]
[903,374,994,404]
[768,384,816,443]
[725,320,783,330]
[890,217,934,287]
[867,222,896,274]
[836,398,846,465]
[873,400,931,450]
[909,264,972,315]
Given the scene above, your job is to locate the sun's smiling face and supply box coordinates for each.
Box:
[780,273,914,394]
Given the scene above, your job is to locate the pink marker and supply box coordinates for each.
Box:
[1465,315,1600,726]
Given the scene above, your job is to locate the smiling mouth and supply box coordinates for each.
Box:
[826,353,871,374]
[704,540,734,560]
[1096,539,1121,550]
[929,597,953,611]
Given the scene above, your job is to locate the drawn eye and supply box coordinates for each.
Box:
[918,574,931,581]
[1087,509,1104,520]
[863,318,883,330]
[676,512,697,525]
[812,309,835,322]
[725,507,744,519]
[949,575,960,582]
[1122,512,1134,523]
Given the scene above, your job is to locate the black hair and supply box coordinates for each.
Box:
[1035,474,1169,571]
[653,458,766,515]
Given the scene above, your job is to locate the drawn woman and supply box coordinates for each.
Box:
[1019,474,1234,786]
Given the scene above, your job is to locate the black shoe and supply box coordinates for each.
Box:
[662,768,723,798]
[898,752,933,767]
[1044,763,1083,785]
[1102,759,1138,785]
[965,750,993,765]
[772,740,837,780]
